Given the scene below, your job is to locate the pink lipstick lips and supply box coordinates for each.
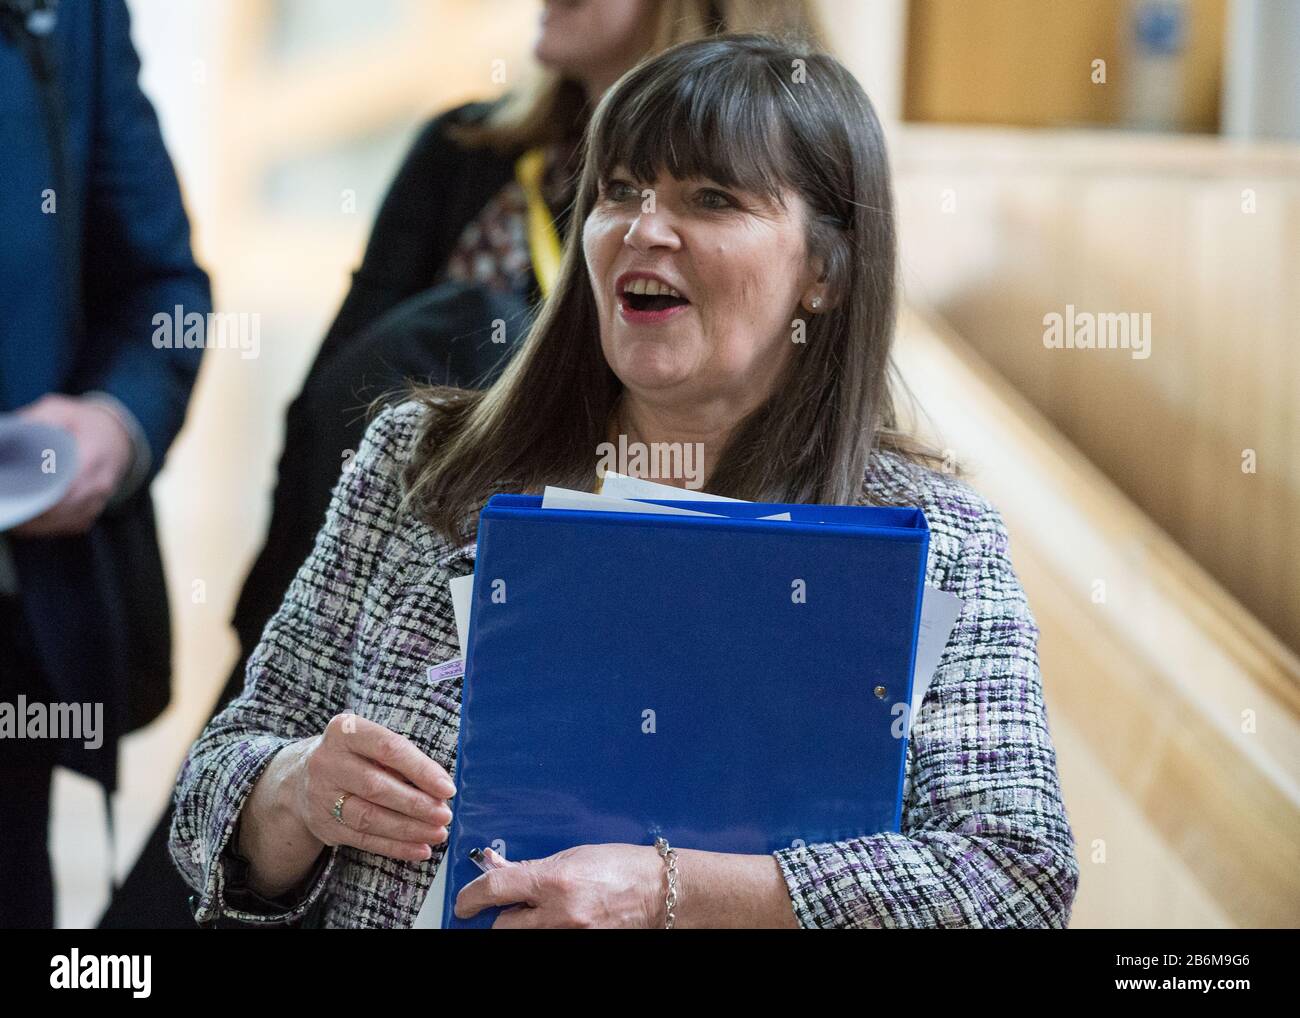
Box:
[616,271,691,324]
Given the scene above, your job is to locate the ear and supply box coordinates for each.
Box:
[800,253,836,313]
[808,251,827,284]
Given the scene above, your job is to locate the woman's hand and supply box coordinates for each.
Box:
[453,843,666,928]
[284,713,455,864]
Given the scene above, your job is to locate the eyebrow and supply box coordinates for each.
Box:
[599,164,791,213]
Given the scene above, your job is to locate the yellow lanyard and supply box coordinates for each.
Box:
[515,148,563,299]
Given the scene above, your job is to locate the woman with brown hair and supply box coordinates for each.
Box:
[228,0,827,682]
[108,0,822,928]
[170,32,1079,929]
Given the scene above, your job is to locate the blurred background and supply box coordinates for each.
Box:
[52,0,1299,927]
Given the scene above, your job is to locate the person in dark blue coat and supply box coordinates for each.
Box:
[0,0,209,927]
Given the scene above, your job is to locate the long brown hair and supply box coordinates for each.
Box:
[449,0,826,155]
[403,33,939,545]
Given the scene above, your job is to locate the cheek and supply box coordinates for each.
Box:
[596,0,654,48]
[702,232,796,309]
[689,249,802,391]
[700,242,797,350]
[583,215,622,299]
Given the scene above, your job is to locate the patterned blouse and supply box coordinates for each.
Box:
[440,139,576,294]
[168,401,1080,928]
[440,181,532,293]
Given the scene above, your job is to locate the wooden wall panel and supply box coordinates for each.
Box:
[904,0,1226,132]
[894,306,1300,927]
[893,126,1300,654]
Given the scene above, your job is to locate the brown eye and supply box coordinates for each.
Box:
[696,188,736,210]
[602,179,639,202]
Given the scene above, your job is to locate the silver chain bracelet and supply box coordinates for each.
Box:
[654,836,679,928]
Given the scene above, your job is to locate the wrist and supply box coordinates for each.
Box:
[644,845,668,928]
[272,738,319,842]
[650,837,680,929]
[240,741,322,897]
[77,392,155,509]
[78,395,137,480]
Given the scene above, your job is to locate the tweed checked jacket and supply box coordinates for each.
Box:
[169,400,1080,928]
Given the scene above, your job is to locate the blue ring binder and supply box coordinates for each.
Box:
[441,494,929,928]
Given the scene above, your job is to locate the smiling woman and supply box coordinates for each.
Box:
[406,32,926,542]
[591,172,813,433]
[169,32,1079,929]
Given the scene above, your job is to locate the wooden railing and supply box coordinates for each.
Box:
[894,303,1300,927]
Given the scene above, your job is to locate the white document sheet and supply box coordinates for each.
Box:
[542,484,791,520]
[449,573,474,657]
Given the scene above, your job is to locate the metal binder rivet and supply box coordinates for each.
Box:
[874,685,887,699]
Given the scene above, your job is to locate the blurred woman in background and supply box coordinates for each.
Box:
[104,0,824,928]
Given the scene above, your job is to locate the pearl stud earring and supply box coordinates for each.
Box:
[809,296,822,310]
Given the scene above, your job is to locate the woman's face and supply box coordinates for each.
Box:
[534,0,655,92]
[583,167,823,416]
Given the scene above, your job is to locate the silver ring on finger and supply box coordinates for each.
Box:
[331,792,352,826]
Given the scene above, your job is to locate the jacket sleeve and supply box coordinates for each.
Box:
[771,506,1080,928]
[168,403,416,925]
[81,0,210,483]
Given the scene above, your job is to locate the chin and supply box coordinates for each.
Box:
[609,341,693,389]
[623,373,690,396]
[613,360,693,395]
[532,39,563,69]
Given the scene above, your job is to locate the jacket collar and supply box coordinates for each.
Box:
[434,539,477,575]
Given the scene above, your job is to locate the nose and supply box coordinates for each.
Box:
[623,205,681,253]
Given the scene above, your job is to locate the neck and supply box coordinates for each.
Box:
[577,70,618,103]
[608,393,746,492]
[575,30,655,102]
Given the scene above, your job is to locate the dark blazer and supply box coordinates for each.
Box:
[0,0,209,788]
[227,101,543,684]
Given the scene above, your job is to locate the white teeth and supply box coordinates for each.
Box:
[624,278,683,299]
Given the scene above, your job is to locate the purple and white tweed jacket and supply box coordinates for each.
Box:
[169,400,1080,928]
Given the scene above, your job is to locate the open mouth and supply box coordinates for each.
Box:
[620,279,690,314]
[624,292,689,312]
